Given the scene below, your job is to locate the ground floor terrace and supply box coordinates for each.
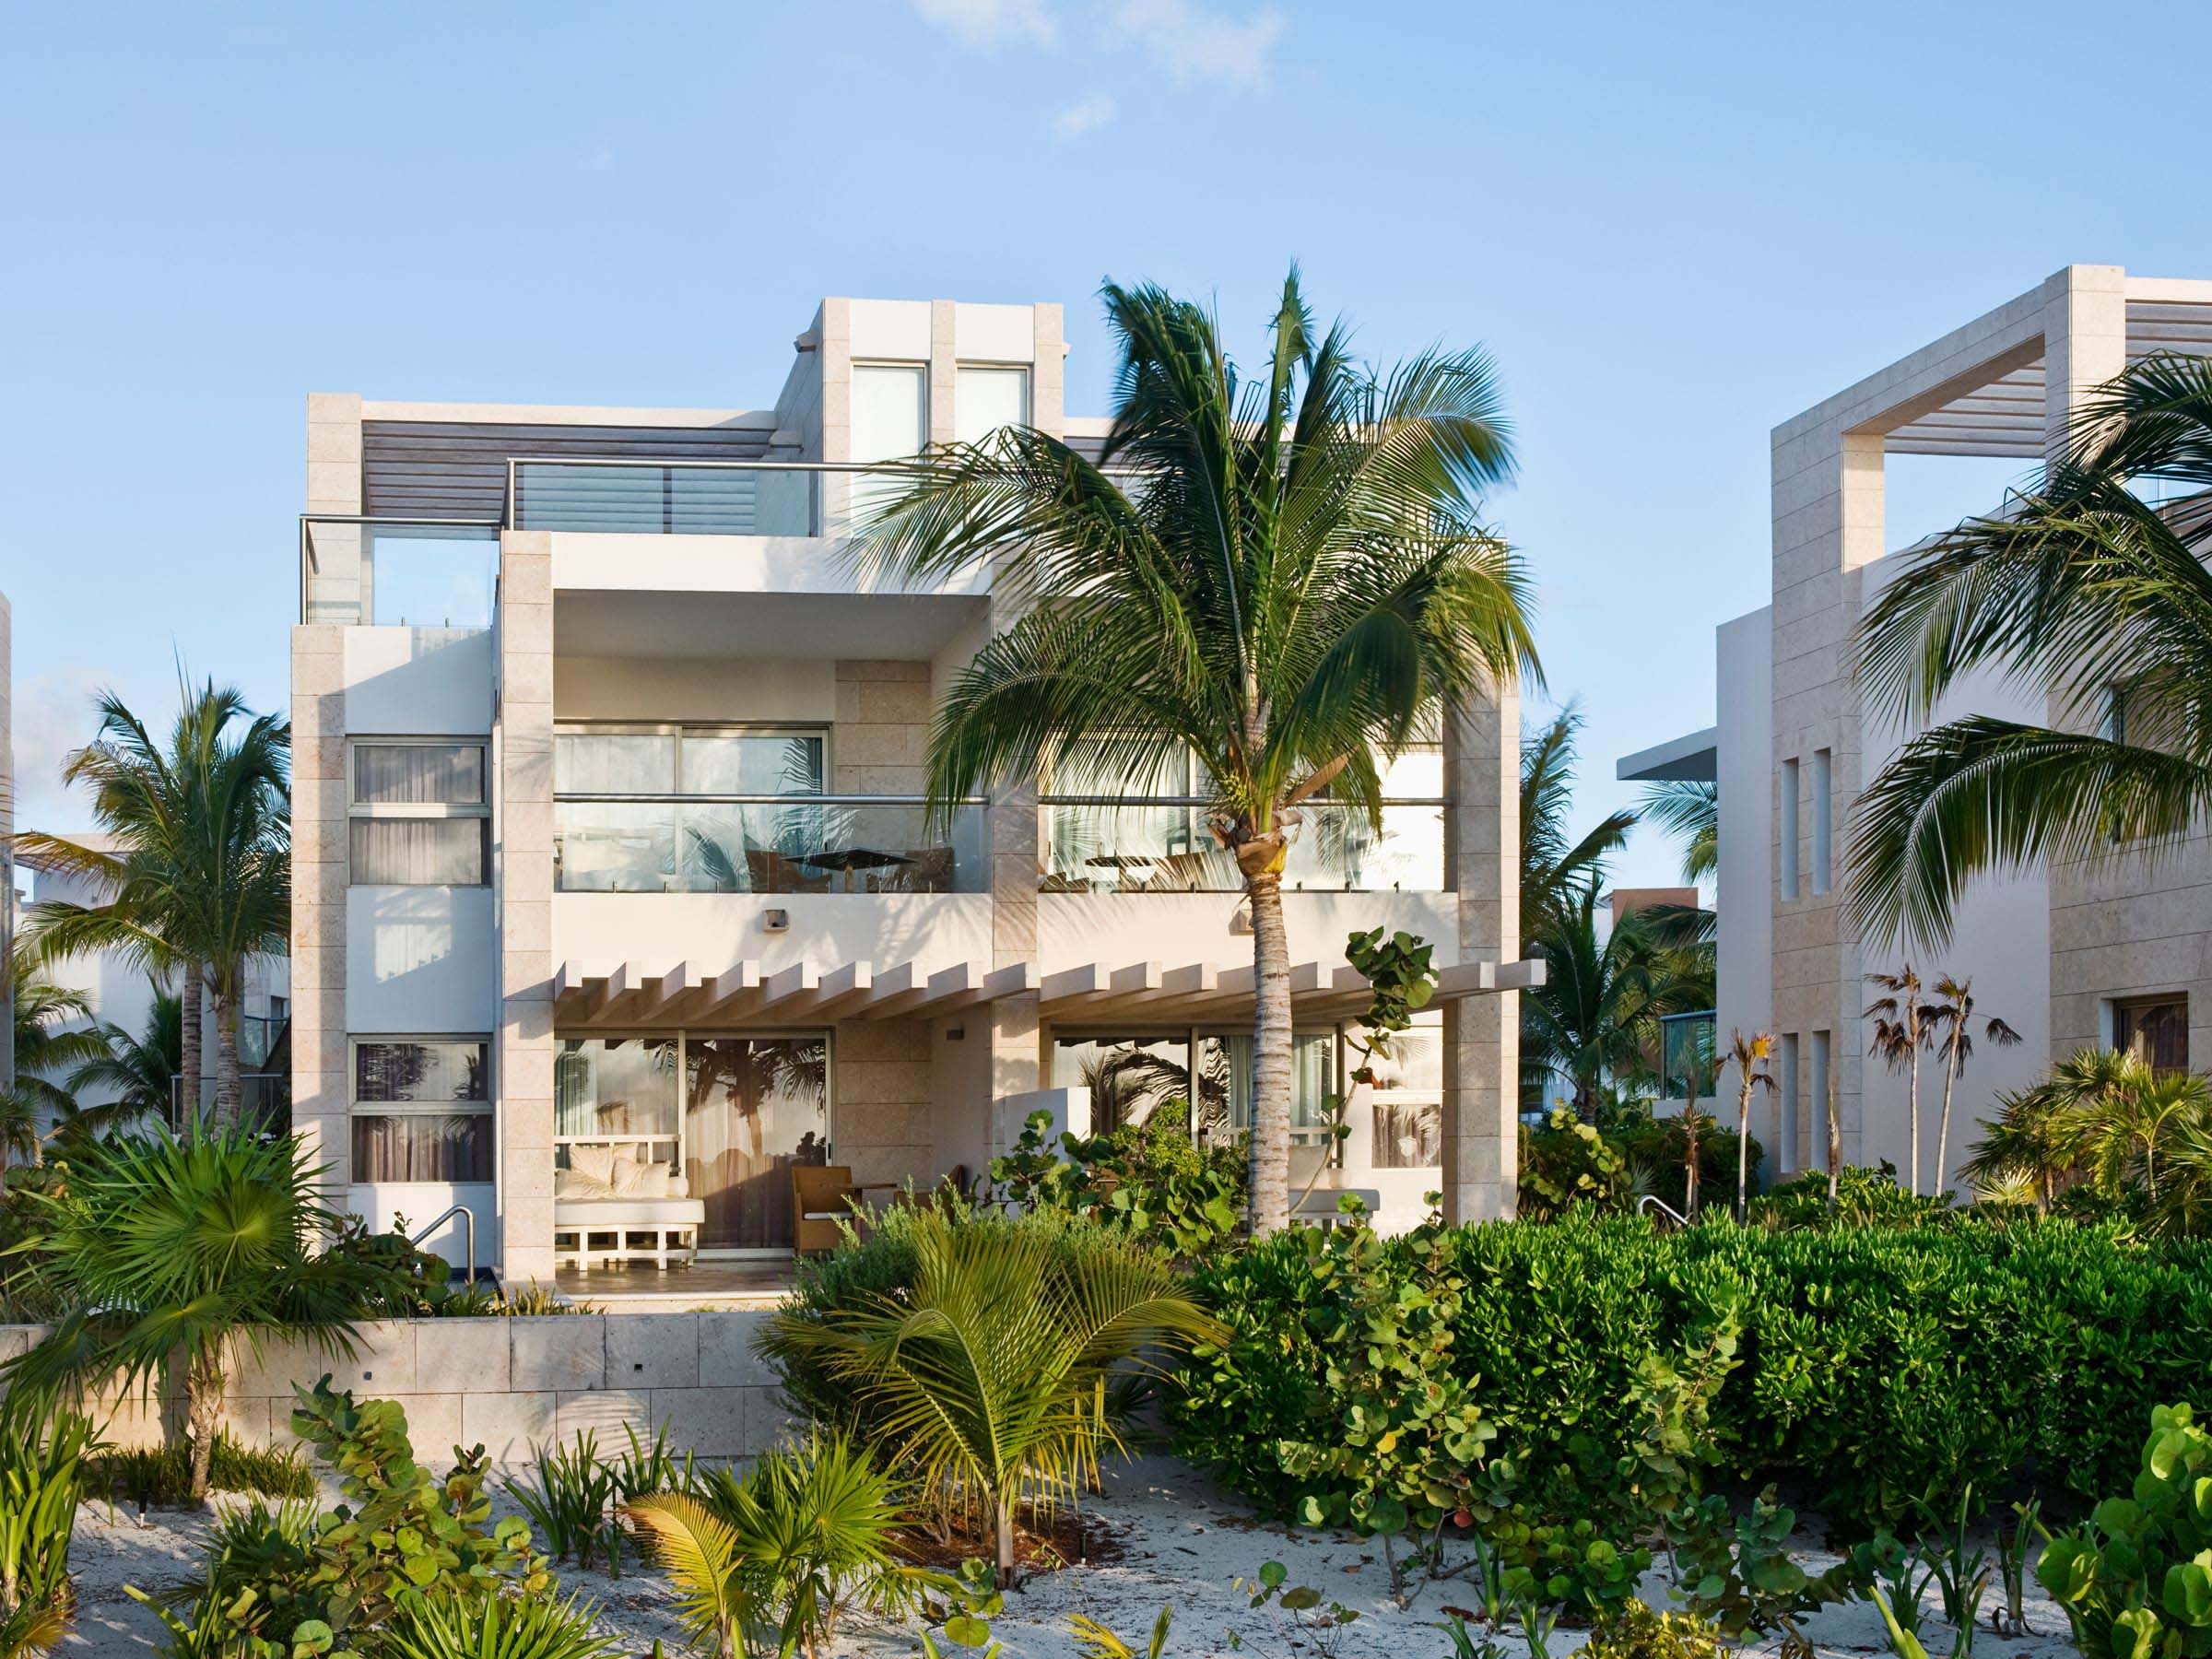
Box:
[327,947,1536,1295]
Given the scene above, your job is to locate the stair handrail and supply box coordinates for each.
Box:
[1637,1193,1689,1230]
[407,1205,477,1286]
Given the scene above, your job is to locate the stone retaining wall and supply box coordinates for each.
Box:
[0,1312,793,1462]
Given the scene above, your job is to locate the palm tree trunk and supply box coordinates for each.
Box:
[995,1495,1017,1588]
[1684,1111,1700,1214]
[1935,1053,1959,1200]
[1736,1081,1752,1221]
[1906,1043,1922,1195]
[1827,1078,1841,1208]
[185,1345,223,1502]
[213,988,241,1132]
[178,959,203,1126]
[1245,867,1292,1238]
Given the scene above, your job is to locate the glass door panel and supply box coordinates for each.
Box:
[684,1036,830,1248]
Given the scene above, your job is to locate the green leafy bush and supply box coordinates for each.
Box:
[990,1107,1245,1256]
[2040,1402,2212,1659]
[1175,1208,2212,1532]
[0,1404,90,1626]
[1584,1600,1730,1659]
[1517,1102,1753,1219]
[1749,1165,1956,1230]
[85,1431,315,1509]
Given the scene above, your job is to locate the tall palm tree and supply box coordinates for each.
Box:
[1639,779,1718,883]
[19,683,288,1129]
[1522,703,1636,938]
[1850,353,2212,947]
[1,955,110,1165]
[1724,1029,1777,1220]
[852,273,1537,1234]
[1924,975,2021,1196]
[1522,881,1704,1116]
[1864,965,1935,1194]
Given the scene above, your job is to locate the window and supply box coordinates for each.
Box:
[2114,996,2188,1072]
[1368,1013,1443,1170]
[349,741,488,886]
[1779,758,1800,900]
[1047,1028,1335,1149]
[1778,1032,1801,1174]
[1811,749,1832,896]
[350,1038,491,1182]
[957,366,1030,446]
[852,364,927,462]
[1810,1030,1832,1171]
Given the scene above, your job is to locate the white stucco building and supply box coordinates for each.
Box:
[293,294,1532,1288]
[1621,265,2212,1194]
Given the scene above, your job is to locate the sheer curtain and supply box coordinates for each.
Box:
[354,743,483,805]
[350,818,487,885]
[684,1037,829,1249]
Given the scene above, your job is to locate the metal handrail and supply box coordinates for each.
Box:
[556,792,988,806]
[1637,1194,1690,1230]
[408,1205,477,1286]
[1039,794,1450,807]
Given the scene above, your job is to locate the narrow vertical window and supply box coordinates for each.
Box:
[956,365,1030,446]
[1811,748,1832,895]
[1811,1030,1832,1171]
[1779,758,1800,900]
[1778,1031,1800,1174]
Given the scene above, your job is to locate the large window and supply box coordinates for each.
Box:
[957,366,1030,446]
[1367,1014,1443,1170]
[2114,995,2188,1073]
[556,1031,830,1252]
[349,741,488,886]
[350,1037,491,1182]
[1049,1028,1335,1150]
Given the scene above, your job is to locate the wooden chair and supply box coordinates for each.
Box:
[793,1163,861,1253]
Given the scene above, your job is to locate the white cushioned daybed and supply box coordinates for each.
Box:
[553,1144,706,1271]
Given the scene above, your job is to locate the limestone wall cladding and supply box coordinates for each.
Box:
[0,1312,794,1463]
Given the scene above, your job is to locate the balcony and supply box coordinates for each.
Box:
[1040,798,1450,893]
[301,517,499,627]
[553,794,987,894]
[509,459,879,538]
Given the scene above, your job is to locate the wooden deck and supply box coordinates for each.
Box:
[554,1257,798,1311]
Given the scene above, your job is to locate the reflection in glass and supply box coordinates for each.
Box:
[352,1114,493,1182]
[555,1038,680,1143]
[685,1037,830,1249]
[1049,1034,1192,1134]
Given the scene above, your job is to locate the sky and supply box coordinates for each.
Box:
[6,0,2212,889]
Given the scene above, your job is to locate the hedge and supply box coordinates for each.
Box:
[1170,1210,2212,1532]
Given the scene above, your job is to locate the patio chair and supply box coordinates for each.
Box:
[793,1162,862,1253]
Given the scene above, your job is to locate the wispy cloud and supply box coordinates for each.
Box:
[911,0,1057,46]
[1052,91,1117,138]
[1106,0,1284,88]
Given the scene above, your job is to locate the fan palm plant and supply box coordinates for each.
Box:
[1,1121,381,1501]
[767,1210,1221,1585]
[1865,966,1936,1194]
[1924,976,2021,1195]
[1849,353,2212,948]
[850,273,1536,1234]
[19,682,288,1130]
[1724,1029,1777,1220]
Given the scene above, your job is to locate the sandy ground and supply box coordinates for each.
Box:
[57,1456,2082,1659]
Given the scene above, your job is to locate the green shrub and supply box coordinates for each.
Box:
[380,1591,618,1659]
[1748,1164,1956,1230]
[989,1107,1245,1256]
[1518,1103,1754,1219]
[2040,1402,2212,1659]
[85,1431,315,1509]
[0,1404,91,1623]
[1585,1600,1730,1659]
[509,1432,619,1573]
[1175,1208,2212,1533]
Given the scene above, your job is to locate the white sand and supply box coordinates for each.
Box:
[54,1456,2082,1659]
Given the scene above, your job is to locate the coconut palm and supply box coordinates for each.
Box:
[1522,703,1636,938]
[1865,966,1936,1194]
[1,956,110,1164]
[1924,975,2021,1195]
[767,1210,1220,1585]
[1636,777,1719,957]
[2,1120,380,1501]
[850,274,1536,1234]
[1724,1029,1777,1219]
[1522,881,1706,1117]
[1850,353,2212,948]
[19,683,288,1130]
[60,985,180,1131]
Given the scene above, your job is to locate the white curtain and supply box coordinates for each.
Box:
[354,743,483,805]
[350,818,485,886]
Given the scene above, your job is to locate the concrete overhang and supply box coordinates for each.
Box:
[1617,727,1718,784]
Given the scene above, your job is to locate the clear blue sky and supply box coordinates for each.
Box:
[6,1,2208,888]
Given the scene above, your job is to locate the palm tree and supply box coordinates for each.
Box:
[1724,1029,1777,1219]
[1849,354,2212,947]
[1864,966,1936,1194]
[2,955,112,1166]
[851,273,1536,1235]
[2,1121,381,1501]
[1522,881,1705,1116]
[1636,778,1719,957]
[19,683,288,1129]
[62,984,180,1125]
[1522,703,1636,937]
[1924,975,2021,1196]
[766,1210,1221,1585]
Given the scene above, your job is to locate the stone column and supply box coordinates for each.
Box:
[290,625,348,1191]
[1441,673,1520,1223]
[497,534,557,1284]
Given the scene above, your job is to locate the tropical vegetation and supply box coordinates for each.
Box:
[19,680,288,1129]
[852,272,1537,1234]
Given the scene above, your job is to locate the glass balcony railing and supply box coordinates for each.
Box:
[1660,1009,1718,1100]
[300,517,499,627]
[1040,799,1449,893]
[554,795,986,894]
[509,460,903,537]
